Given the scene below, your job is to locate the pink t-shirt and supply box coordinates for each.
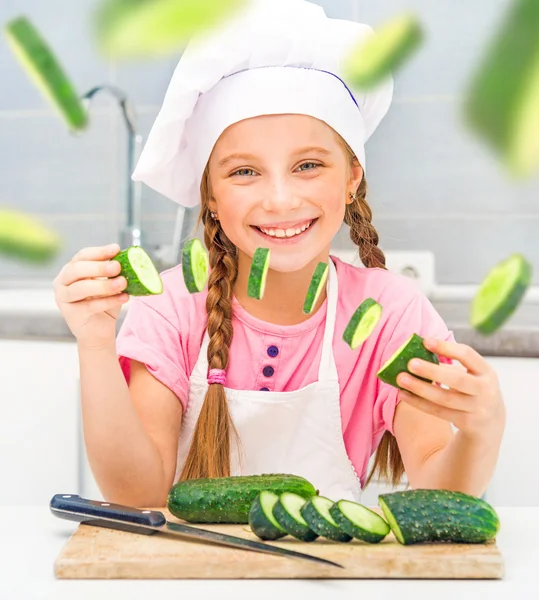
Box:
[116,255,454,487]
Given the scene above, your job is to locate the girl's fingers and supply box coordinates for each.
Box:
[407,359,481,396]
[72,244,120,263]
[57,276,127,303]
[423,338,487,376]
[57,259,121,286]
[80,293,129,316]
[396,371,473,412]
[398,389,461,423]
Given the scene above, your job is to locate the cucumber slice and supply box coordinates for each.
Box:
[0,209,61,263]
[329,500,390,544]
[300,496,352,543]
[343,12,423,89]
[111,246,163,296]
[470,253,532,335]
[182,238,209,293]
[3,17,88,132]
[95,0,248,59]
[342,298,383,349]
[463,0,539,177]
[377,333,439,389]
[303,262,328,314]
[272,493,318,542]
[248,491,287,541]
[247,247,270,300]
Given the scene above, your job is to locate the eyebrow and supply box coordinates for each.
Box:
[217,146,331,168]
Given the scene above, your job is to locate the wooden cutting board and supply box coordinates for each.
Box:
[54,507,504,579]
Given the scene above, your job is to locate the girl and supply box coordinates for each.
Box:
[53,0,505,507]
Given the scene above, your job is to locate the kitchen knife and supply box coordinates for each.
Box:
[50,494,343,568]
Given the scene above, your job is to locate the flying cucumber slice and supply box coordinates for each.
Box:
[0,209,61,263]
[343,12,423,90]
[111,246,163,296]
[182,238,209,293]
[94,0,249,59]
[329,500,390,544]
[377,333,439,389]
[3,17,88,132]
[303,262,328,314]
[248,491,287,541]
[470,253,532,335]
[272,493,318,542]
[247,247,270,300]
[462,0,539,177]
[300,496,352,543]
[343,298,383,350]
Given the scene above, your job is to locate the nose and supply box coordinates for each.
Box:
[260,175,301,213]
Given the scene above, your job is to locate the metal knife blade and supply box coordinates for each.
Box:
[50,494,343,569]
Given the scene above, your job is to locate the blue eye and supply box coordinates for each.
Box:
[232,168,256,177]
[297,162,319,171]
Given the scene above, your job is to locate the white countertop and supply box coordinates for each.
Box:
[1,506,537,600]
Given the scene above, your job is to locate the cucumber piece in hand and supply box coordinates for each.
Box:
[329,500,390,543]
[300,496,352,543]
[182,238,209,293]
[342,298,383,349]
[248,247,270,299]
[303,262,328,314]
[112,246,163,296]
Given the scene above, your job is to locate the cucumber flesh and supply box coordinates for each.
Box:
[343,12,423,89]
[248,247,270,299]
[3,17,88,131]
[303,262,328,314]
[0,209,61,263]
[329,500,390,543]
[272,493,318,542]
[301,496,352,543]
[377,333,439,389]
[343,298,382,349]
[182,238,209,293]
[112,246,163,296]
[470,253,532,335]
[248,491,287,541]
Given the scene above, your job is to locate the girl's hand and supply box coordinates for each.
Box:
[53,244,129,349]
[396,338,506,440]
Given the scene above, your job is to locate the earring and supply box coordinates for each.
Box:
[210,211,217,219]
[348,191,358,203]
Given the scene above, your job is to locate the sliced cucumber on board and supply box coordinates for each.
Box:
[247,247,270,299]
[303,262,328,314]
[329,500,390,543]
[182,238,209,293]
[248,491,287,541]
[342,298,383,349]
[378,489,501,545]
[272,493,318,542]
[470,253,532,335]
[0,209,61,263]
[111,246,163,296]
[377,333,439,389]
[168,474,316,524]
[3,17,88,131]
[300,496,352,543]
[343,12,423,89]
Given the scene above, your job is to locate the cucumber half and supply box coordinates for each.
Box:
[248,491,287,541]
[470,253,532,335]
[3,17,88,132]
[343,12,423,90]
[112,246,163,296]
[303,262,328,314]
[377,333,439,389]
[300,496,352,543]
[247,247,270,299]
[329,500,390,543]
[342,298,383,349]
[182,238,209,293]
[0,209,61,263]
[272,493,318,542]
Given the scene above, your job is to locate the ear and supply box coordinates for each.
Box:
[346,161,364,204]
[208,197,218,214]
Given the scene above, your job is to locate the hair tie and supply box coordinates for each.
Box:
[207,369,226,385]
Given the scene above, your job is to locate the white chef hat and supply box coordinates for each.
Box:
[132,0,394,208]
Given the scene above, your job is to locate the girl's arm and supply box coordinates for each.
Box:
[79,343,183,507]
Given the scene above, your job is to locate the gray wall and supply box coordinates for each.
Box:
[1,0,537,284]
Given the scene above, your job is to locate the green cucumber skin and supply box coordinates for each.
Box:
[378,489,501,545]
[248,493,287,541]
[0,210,60,263]
[167,474,316,524]
[182,239,208,293]
[247,249,269,299]
[342,297,381,348]
[473,260,532,335]
[300,499,352,543]
[377,333,439,389]
[111,249,160,296]
[303,262,328,314]
[272,499,318,542]
[329,503,389,544]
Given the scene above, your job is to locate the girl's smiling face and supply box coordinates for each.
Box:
[207,114,363,273]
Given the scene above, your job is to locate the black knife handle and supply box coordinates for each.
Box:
[50,494,166,534]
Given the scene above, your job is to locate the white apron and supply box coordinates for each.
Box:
[174,258,362,502]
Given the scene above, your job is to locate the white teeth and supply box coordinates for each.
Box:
[259,220,313,238]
